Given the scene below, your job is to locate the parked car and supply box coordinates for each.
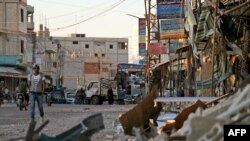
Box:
[48,89,67,104]
[65,91,76,104]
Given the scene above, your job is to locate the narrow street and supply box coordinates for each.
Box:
[0,103,135,141]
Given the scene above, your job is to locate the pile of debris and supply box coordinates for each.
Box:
[169,83,250,141]
[118,79,250,141]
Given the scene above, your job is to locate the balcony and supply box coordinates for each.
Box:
[27,22,34,30]
[27,5,34,13]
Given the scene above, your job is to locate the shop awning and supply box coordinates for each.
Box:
[0,66,27,78]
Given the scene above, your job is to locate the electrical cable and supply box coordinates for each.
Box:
[50,0,126,32]
[46,1,111,20]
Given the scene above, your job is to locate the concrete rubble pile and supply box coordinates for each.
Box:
[123,82,250,141]
[116,77,250,141]
[168,82,250,141]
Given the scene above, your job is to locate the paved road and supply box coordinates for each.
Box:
[0,103,135,141]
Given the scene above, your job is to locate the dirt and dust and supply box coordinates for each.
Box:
[0,103,136,141]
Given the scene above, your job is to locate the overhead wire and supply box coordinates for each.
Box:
[34,0,144,32]
[34,0,119,26]
[37,0,86,8]
[45,1,111,20]
[50,0,126,32]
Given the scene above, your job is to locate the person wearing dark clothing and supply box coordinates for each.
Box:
[177,88,184,97]
[126,82,131,95]
[80,88,86,102]
[107,87,114,104]
[17,79,29,105]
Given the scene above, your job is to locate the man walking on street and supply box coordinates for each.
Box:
[28,64,46,123]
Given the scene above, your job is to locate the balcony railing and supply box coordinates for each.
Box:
[27,22,34,30]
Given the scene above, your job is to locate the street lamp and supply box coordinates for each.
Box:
[126,14,141,19]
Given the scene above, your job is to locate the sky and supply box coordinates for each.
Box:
[27,0,145,63]
[27,0,145,38]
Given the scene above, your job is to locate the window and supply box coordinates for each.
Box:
[72,41,78,44]
[85,44,89,49]
[94,42,105,46]
[109,45,113,49]
[118,42,127,50]
[20,40,24,53]
[27,13,32,22]
[102,53,105,57]
[53,62,57,67]
[94,53,98,57]
[20,9,24,22]
[76,34,85,38]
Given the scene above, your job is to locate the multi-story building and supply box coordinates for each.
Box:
[52,34,128,90]
[0,0,34,95]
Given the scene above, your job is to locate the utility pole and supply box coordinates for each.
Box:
[56,43,62,89]
[98,54,102,79]
[211,0,219,96]
[144,0,161,92]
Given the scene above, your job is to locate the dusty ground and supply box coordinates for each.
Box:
[0,103,136,141]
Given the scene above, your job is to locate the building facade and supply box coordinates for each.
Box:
[52,34,128,90]
[0,0,34,96]
[0,0,57,95]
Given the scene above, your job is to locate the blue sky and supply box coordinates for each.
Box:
[28,0,145,38]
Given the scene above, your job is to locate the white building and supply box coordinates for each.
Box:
[52,34,128,90]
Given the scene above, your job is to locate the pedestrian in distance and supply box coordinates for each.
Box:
[126,82,131,95]
[107,86,114,104]
[28,64,46,123]
[4,86,9,95]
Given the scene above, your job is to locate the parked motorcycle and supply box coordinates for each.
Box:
[0,93,3,106]
[16,93,28,111]
[2,93,12,103]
